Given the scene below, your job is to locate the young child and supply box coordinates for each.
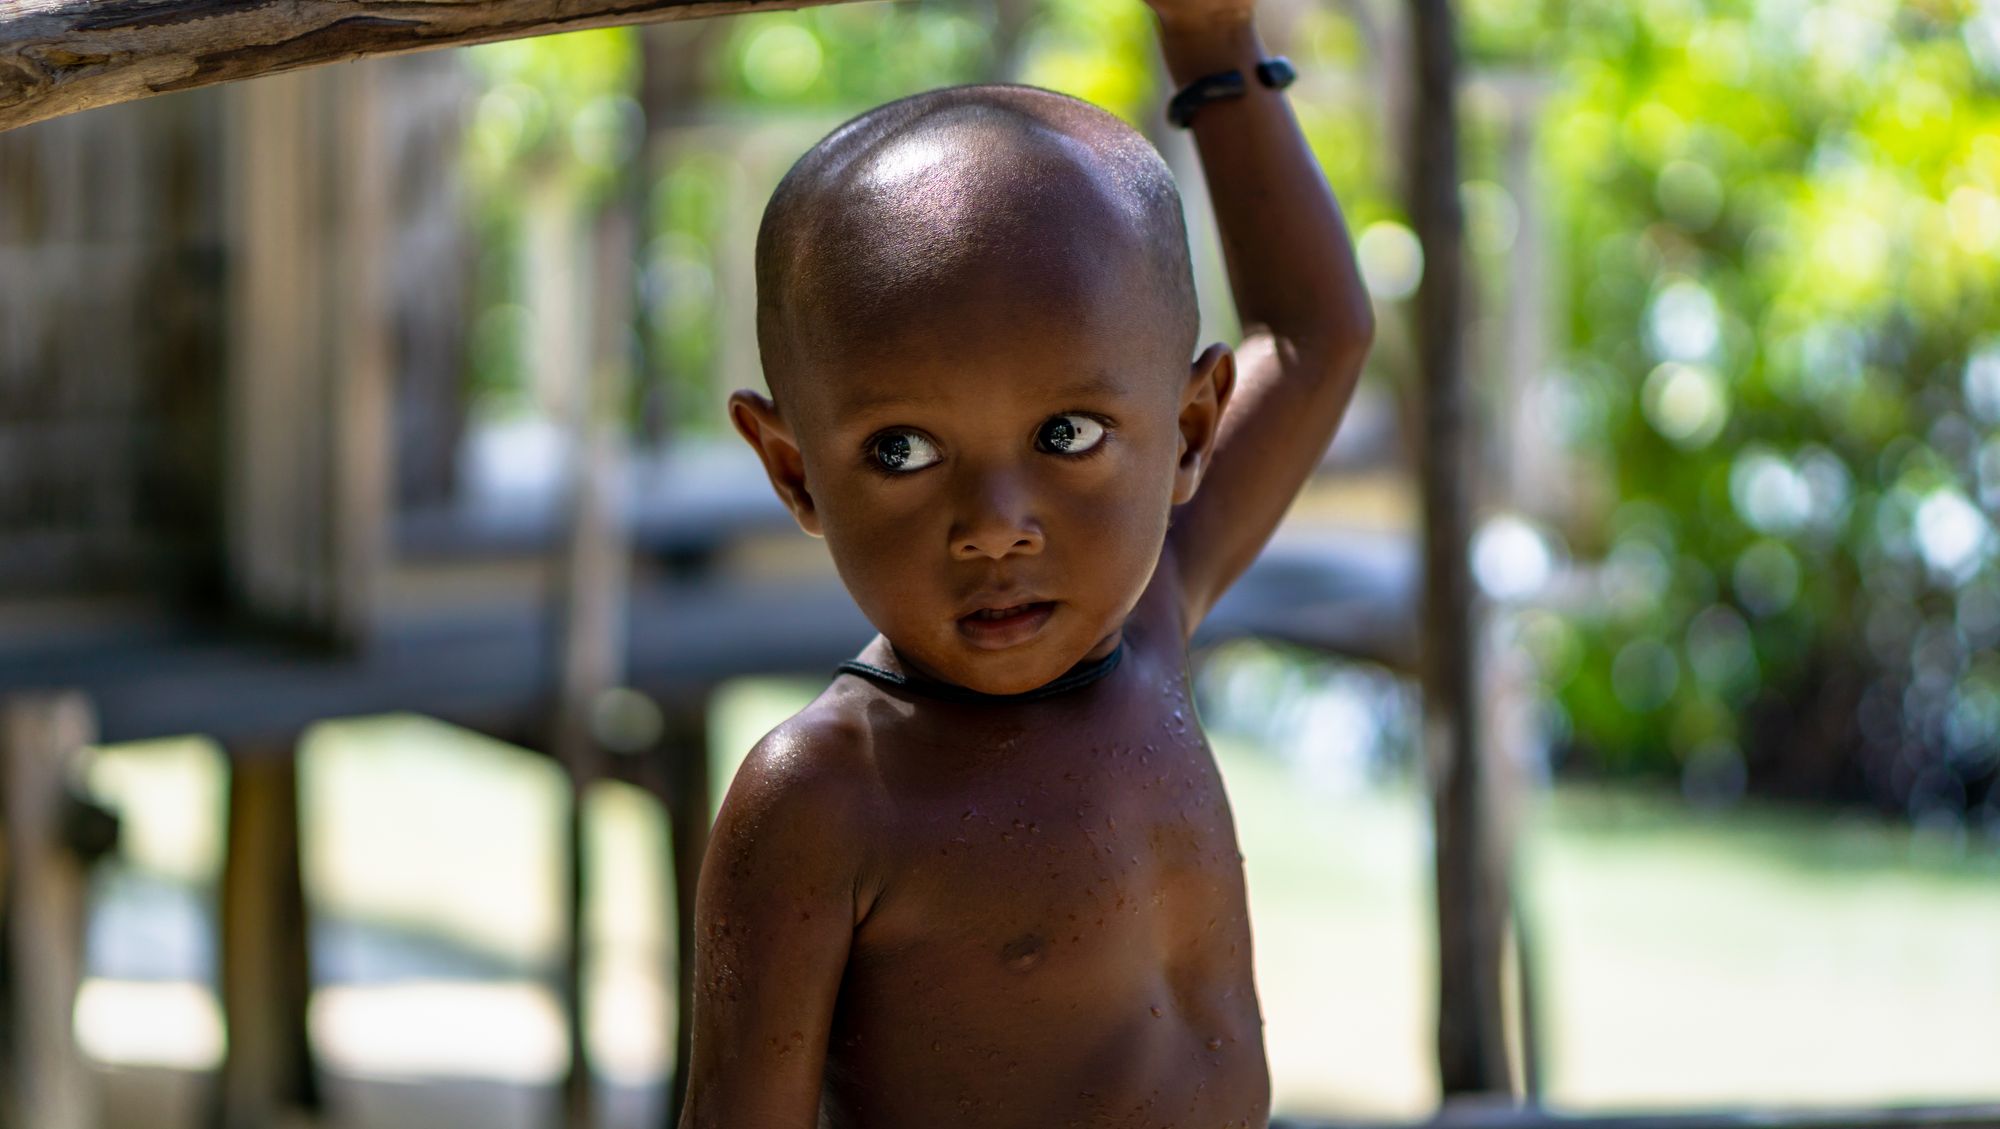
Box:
[682,0,1372,1124]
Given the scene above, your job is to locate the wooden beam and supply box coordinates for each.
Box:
[0,0,859,134]
[0,691,98,1129]
[1406,0,1513,1098]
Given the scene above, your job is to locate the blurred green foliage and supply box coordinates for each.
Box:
[1505,0,2000,821]
[462,29,641,414]
[720,5,991,105]
[456,0,2000,819]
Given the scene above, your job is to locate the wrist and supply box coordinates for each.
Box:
[1155,14,1263,84]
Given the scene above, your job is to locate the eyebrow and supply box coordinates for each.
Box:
[839,372,1132,416]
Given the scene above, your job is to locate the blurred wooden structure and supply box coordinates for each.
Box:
[2,692,100,1129]
[1406,0,1508,1096]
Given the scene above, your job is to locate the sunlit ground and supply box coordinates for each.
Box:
[76,682,2000,1127]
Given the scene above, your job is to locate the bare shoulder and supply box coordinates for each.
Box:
[726,692,880,811]
[683,691,885,1127]
[707,688,888,911]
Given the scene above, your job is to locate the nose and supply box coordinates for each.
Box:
[950,470,1045,561]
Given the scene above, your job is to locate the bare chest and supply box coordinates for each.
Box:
[817,633,1269,1128]
[845,675,1254,1016]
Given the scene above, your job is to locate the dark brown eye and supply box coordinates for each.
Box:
[1036,414,1105,454]
[871,430,940,472]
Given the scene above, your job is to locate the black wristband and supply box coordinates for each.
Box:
[1166,56,1297,129]
[1167,69,1247,128]
[1255,56,1298,90]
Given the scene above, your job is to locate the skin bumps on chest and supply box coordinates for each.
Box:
[814,644,1264,1129]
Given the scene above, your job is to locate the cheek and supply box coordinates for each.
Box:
[814,477,945,609]
[1050,452,1176,589]
[1061,471,1166,539]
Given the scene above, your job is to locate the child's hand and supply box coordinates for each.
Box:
[1141,0,1256,34]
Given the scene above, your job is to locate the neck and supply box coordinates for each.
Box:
[845,632,1126,706]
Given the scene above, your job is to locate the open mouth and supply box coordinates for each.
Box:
[956,601,1056,649]
[966,603,1041,621]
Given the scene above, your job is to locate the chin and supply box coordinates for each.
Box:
[956,656,1070,696]
[946,627,1106,695]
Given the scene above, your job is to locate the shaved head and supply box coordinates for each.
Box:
[754,84,1199,408]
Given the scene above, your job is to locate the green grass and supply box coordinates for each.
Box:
[1520,786,2000,1113]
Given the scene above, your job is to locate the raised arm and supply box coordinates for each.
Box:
[1149,1,1376,630]
[679,718,877,1129]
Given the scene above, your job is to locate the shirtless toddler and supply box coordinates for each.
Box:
[681,1,1373,1125]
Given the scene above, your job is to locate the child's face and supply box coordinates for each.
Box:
[735,257,1221,695]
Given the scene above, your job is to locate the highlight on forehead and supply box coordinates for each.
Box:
[754,85,1199,402]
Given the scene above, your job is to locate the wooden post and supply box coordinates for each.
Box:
[0,691,98,1129]
[627,43,716,1126]
[330,64,392,649]
[549,205,638,1129]
[662,705,711,1129]
[634,20,725,443]
[226,64,391,649]
[212,750,320,1129]
[1407,0,1513,1098]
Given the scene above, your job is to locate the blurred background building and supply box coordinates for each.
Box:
[2,0,1999,1127]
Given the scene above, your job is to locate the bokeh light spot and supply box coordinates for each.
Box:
[1473,514,1559,601]
[1730,447,1813,535]
[1946,186,2000,255]
[1357,221,1424,301]
[1642,362,1730,448]
[742,23,823,99]
[1647,279,1721,363]
[1914,489,1992,583]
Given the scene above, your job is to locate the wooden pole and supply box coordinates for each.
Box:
[330,62,393,651]
[225,63,390,649]
[0,0,860,134]
[1407,0,1513,1098]
[212,749,320,1129]
[625,44,716,1126]
[549,201,638,1129]
[0,691,98,1129]
[633,20,724,443]
[662,705,710,1129]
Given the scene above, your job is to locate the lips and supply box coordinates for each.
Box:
[955,586,1048,619]
[956,599,1057,650]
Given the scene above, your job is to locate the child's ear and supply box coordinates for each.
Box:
[1172,343,1235,505]
[729,389,823,537]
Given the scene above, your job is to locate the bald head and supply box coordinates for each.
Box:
[755,84,1199,404]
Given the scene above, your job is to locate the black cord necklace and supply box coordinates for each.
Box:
[834,640,1125,706]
